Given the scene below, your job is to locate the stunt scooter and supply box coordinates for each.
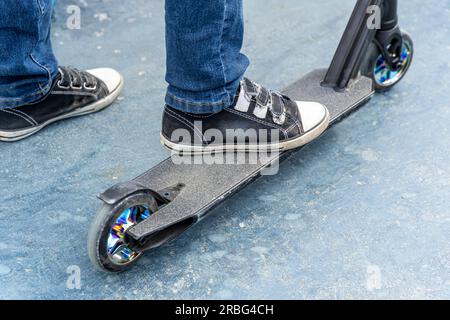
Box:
[88,0,414,272]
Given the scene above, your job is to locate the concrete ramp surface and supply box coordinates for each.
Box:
[0,0,449,299]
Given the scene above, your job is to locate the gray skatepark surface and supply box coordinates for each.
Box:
[1,0,449,299]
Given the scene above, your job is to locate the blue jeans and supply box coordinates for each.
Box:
[165,0,249,113]
[0,0,248,113]
[0,0,58,109]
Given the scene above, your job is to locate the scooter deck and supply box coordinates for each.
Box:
[99,69,374,241]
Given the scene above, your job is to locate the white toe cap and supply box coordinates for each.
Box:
[296,101,328,132]
[86,68,123,93]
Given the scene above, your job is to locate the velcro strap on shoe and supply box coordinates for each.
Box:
[234,84,251,112]
[270,93,284,116]
[252,86,270,119]
[270,93,287,125]
[256,86,270,107]
[242,78,258,96]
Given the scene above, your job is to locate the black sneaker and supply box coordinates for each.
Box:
[0,66,123,141]
[161,78,330,153]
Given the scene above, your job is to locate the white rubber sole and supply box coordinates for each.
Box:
[0,76,124,142]
[161,107,330,155]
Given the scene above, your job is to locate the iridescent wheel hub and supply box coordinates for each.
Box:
[107,205,152,265]
[374,43,412,87]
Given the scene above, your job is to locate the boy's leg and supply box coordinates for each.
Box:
[162,0,330,154]
[0,0,123,142]
[0,0,58,107]
[165,0,249,114]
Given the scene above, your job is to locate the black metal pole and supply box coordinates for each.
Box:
[381,0,398,30]
[323,0,382,89]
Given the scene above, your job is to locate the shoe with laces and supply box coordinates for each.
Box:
[0,66,123,142]
[161,78,330,154]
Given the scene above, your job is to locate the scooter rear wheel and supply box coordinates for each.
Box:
[87,192,158,272]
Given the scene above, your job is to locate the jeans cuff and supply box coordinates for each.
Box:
[165,93,230,114]
[0,81,52,109]
[165,78,241,114]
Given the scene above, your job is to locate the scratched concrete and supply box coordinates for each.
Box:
[0,0,449,299]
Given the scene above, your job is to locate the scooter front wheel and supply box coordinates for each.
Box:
[87,192,158,272]
[372,32,414,91]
